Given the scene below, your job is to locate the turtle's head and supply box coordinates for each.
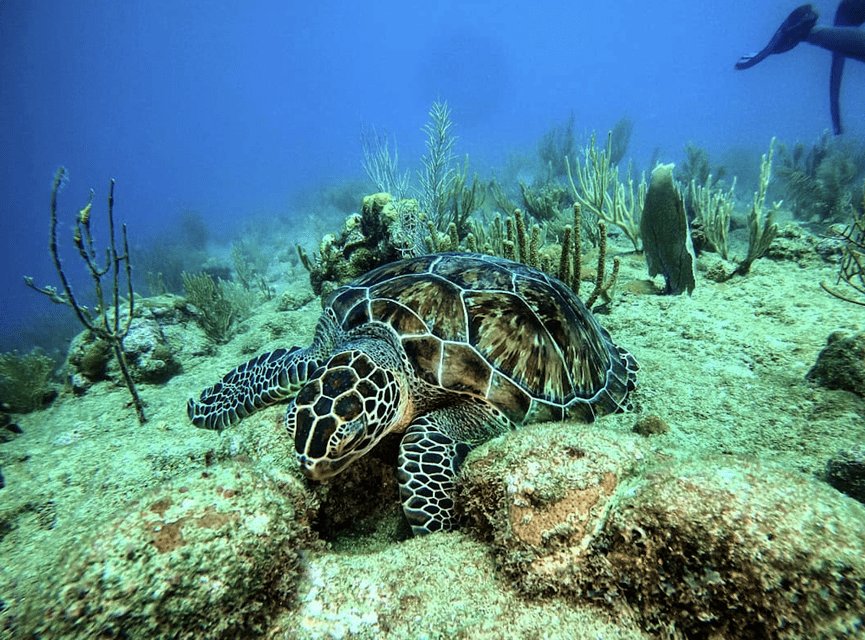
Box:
[286,349,405,480]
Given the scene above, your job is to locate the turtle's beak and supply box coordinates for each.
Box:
[296,453,350,481]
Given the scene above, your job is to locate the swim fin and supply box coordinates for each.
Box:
[735,4,819,69]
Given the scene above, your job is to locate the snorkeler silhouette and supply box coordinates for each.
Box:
[735,1,865,134]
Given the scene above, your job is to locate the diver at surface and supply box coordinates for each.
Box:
[735,1,865,134]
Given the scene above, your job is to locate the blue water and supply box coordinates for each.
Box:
[2,0,862,354]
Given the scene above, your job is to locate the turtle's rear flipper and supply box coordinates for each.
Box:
[735,4,818,69]
[188,346,315,431]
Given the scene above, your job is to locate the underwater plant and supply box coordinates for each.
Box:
[518,180,570,221]
[25,168,146,424]
[448,154,486,241]
[775,132,865,222]
[418,100,457,228]
[732,138,780,277]
[181,271,259,343]
[537,112,576,180]
[676,142,726,190]
[361,125,411,200]
[689,176,737,260]
[607,116,634,168]
[821,193,865,306]
[0,348,56,413]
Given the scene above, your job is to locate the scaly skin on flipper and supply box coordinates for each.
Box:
[187,253,638,535]
[187,346,324,431]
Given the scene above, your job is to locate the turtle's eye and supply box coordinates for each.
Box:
[332,418,367,456]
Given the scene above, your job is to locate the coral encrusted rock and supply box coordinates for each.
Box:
[459,426,865,639]
[9,462,315,640]
[456,424,648,595]
[593,458,865,639]
[307,193,425,299]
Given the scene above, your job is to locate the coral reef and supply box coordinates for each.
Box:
[299,193,426,299]
[566,131,645,251]
[806,331,865,397]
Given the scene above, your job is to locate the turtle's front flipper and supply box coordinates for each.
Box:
[398,415,473,535]
[188,347,319,431]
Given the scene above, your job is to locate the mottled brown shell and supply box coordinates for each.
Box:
[325,253,635,424]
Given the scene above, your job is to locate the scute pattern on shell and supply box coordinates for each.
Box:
[325,253,627,425]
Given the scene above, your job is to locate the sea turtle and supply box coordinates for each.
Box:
[188,252,638,534]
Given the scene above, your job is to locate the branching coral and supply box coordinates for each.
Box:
[690,176,736,260]
[565,131,645,251]
[24,168,146,424]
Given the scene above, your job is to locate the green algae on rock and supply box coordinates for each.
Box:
[6,463,315,640]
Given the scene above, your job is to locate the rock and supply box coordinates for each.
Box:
[456,425,648,595]
[806,332,865,397]
[7,462,315,640]
[826,445,865,504]
[594,458,865,639]
[122,314,183,384]
[632,414,669,436]
[459,426,865,639]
